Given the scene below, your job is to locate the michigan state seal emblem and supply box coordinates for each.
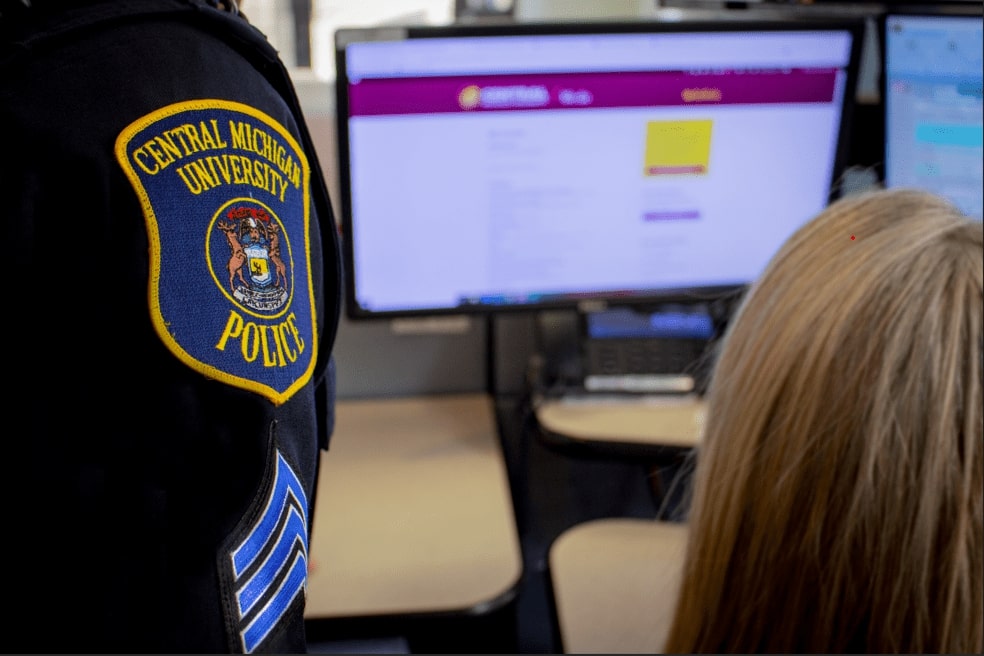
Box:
[116,100,317,405]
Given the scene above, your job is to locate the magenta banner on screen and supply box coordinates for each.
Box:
[346,69,840,116]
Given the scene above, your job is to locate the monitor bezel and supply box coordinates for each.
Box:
[334,17,866,320]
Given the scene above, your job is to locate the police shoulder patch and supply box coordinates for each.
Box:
[116,100,318,405]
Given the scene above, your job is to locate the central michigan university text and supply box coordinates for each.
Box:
[130,118,302,201]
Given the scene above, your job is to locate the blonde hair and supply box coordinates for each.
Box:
[664,188,983,653]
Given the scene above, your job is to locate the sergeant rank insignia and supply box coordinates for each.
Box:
[116,100,317,405]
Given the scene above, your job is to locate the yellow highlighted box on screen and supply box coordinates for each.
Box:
[644,119,712,176]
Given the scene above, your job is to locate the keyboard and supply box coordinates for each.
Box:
[581,337,709,393]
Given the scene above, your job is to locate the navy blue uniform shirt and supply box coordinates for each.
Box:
[1,0,342,651]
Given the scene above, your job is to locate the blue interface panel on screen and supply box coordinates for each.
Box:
[883,11,984,220]
[334,20,863,318]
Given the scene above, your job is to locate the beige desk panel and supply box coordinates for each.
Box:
[550,518,688,654]
[305,393,523,618]
[536,395,706,448]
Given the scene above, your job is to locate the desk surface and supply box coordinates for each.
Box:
[549,518,688,654]
[536,394,706,449]
[304,393,523,619]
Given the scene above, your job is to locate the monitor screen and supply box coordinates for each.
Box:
[334,19,864,319]
[882,8,984,219]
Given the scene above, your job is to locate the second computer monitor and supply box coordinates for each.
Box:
[882,7,983,219]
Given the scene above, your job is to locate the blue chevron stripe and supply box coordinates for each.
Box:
[240,551,308,653]
[236,505,307,616]
[228,450,310,653]
[232,452,308,577]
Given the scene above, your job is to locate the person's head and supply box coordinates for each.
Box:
[664,188,983,654]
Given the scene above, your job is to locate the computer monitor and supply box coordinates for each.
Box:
[881,6,983,219]
[334,18,864,319]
